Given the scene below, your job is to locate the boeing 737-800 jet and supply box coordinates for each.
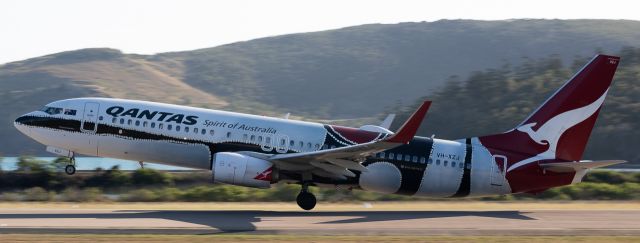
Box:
[14,54,625,210]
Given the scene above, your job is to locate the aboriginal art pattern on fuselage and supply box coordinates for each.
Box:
[16,113,475,197]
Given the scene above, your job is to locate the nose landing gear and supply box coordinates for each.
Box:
[296,183,316,211]
[64,156,76,175]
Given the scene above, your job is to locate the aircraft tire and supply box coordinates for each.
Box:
[296,191,316,210]
[65,164,76,175]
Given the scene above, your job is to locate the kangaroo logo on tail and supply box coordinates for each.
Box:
[508,89,609,172]
[478,55,620,179]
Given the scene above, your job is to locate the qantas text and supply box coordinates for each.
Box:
[106,106,198,125]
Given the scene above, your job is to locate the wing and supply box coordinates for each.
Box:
[268,101,432,179]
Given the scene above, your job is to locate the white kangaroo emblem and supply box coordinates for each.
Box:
[507,89,609,172]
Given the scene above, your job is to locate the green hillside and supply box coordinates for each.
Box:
[2,19,640,157]
[394,47,640,166]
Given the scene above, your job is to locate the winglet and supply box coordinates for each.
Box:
[386,101,431,144]
[379,114,396,130]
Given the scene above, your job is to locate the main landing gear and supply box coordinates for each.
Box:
[296,183,316,211]
[64,156,76,175]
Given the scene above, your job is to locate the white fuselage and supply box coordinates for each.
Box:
[15,97,512,197]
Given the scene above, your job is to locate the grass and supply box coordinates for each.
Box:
[0,201,638,211]
[0,235,638,243]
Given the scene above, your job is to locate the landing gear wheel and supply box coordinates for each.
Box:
[296,191,316,211]
[64,164,76,175]
[64,155,77,175]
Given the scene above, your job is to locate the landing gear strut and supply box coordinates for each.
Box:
[64,156,76,175]
[296,183,316,210]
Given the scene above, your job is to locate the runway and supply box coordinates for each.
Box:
[0,208,638,235]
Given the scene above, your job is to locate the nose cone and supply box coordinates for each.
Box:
[14,115,31,135]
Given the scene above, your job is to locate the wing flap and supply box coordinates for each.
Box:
[310,161,357,177]
[326,158,369,172]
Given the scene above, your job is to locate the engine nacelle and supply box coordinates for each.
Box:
[358,162,402,194]
[212,152,277,188]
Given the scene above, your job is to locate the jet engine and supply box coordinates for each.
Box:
[358,162,402,194]
[211,152,278,188]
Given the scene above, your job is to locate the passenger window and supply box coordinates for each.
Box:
[444,160,448,167]
[176,126,181,132]
[194,128,198,134]
[120,118,124,124]
[380,152,386,158]
[159,123,163,129]
[143,121,148,127]
[244,134,249,141]
[452,161,456,167]
[389,153,395,159]
[99,116,104,121]
[396,154,402,160]
[112,118,117,123]
[412,156,418,162]
[167,124,172,131]
[307,143,312,149]
[420,157,426,164]
[461,163,466,169]
[251,135,256,141]
[436,159,440,165]
[292,140,296,147]
[201,129,206,135]
[127,119,132,125]
[151,122,156,128]
[404,155,410,162]
[265,137,271,144]
[281,139,286,145]
[135,120,140,126]
[299,141,304,148]
[185,127,189,133]
[314,144,320,150]
[330,145,336,149]
[210,130,215,136]
[227,132,232,138]
[258,136,263,142]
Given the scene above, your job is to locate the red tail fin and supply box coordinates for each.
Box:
[479,54,620,169]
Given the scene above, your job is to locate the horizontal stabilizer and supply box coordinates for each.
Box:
[539,160,627,173]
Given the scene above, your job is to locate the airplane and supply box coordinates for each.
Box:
[14,54,625,210]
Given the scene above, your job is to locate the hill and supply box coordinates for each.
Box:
[2,19,640,156]
[393,47,640,167]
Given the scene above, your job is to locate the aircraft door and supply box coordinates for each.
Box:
[490,155,507,186]
[82,102,100,133]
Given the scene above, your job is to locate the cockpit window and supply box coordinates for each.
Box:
[40,106,76,116]
[64,109,77,116]
[40,106,63,115]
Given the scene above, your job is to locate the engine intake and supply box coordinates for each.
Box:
[212,152,277,188]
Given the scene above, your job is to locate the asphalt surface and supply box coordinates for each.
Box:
[0,209,638,235]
